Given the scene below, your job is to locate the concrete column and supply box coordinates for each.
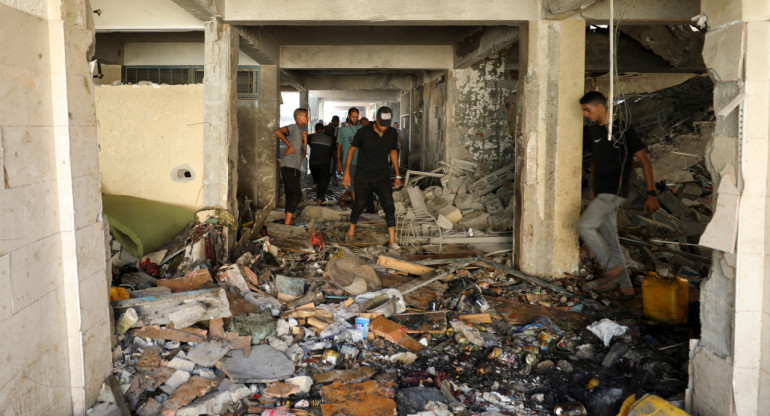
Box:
[514,20,585,278]
[203,18,240,213]
[732,15,770,415]
[254,65,281,208]
[691,1,770,414]
[299,90,309,111]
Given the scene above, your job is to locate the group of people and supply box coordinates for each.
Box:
[274,106,403,250]
[274,91,659,296]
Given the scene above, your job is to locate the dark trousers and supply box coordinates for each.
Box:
[310,163,331,202]
[281,167,303,214]
[351,176,396,227]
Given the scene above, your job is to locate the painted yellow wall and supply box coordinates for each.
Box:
[95,84,205,210]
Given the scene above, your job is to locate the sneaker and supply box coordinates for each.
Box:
[389,242,401,251]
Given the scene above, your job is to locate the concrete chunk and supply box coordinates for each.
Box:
[186,338,234,368]
[438,205,462,223]
[168,356,196,372]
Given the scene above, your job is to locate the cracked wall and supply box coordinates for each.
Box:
[447,53,515,168]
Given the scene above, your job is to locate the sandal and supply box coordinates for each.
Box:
[582,267,623,292]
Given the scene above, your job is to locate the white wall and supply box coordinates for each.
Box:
[0,1,111,414]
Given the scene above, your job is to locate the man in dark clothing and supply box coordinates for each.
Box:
[577,91,660,297]
[325,115,340,185]
[342,106,402,249]
[309,123,333,206]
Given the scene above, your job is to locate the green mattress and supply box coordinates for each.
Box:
[103,195,194,258]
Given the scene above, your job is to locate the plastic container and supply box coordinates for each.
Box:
[642,273,688,324]
[622,393,688,416]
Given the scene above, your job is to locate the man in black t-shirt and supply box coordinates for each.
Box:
[309,123,333,206]
[342,106,402,249]
[577,92,660,297]
[325,115,340,185]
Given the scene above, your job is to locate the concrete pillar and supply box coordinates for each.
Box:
[203,18,240,213]
[254,65,281,208]
[731,12,770,415]
[690,1,770,414]
[514,20,585,278]
[299,90,309,111]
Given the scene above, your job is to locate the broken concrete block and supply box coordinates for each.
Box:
[167,356,196,372]
[176,384,251,416]
[220,346,296,383]
[438,205,462,223]
[112,288,232,329]
[161,370,191,395]
[454,193,473,210]
[468,174,502,197]
[186,338,234,368]
[426,197,449,215]
[488,215,513,231]
[497,185,514,207]
[286,375,313,393]
[436,215,454,230]
[216,264,251,297]
[481,194,504,215]
[229,310,277,344]
[470,200,485,211]
[459,211,490,229]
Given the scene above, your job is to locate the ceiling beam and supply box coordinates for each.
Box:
[223,0,541,25]
[280,45,453,70]
[304,74,411,91]
[454,26,519,69]
[573,0,700,24]
[169,0,222,20]
[237,26,280,65]
[280,70,306,92]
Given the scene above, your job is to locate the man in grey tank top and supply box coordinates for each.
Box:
[274,108,308,225]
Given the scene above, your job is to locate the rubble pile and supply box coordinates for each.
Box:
[92,203,695,416]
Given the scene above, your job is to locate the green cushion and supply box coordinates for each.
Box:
[103,195,194,258]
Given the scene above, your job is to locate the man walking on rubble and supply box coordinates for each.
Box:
[309,122,333,206]
[274,108,309,225]
[337,107,361,209]
[325,115,340,186]
[577,91,660,297]
[342,106,402,249]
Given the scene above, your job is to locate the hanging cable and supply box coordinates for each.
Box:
[607,0,614,141]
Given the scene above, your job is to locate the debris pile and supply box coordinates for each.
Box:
[92,202,695,416]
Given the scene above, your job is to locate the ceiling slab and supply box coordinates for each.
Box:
[92,0,204,32]
[281,45,453,70]
[224,0,541,25]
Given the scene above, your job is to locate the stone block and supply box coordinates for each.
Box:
[0,254,10,321]
[703,24,745,82]
[454,193,473,210]
[692,346,733,416]
[76,223,107,281]
[425,197,449,215]
[438,205,462,223]
[79,269,110,332]
[481,194,504,215]
[10,234,63,313]
[437,215,454,230]
[0,181,61,255]
[1,127,57,188]
[459,211,490,229]
[72,174,102,229]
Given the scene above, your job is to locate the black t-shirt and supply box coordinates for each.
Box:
[308,132,333,165]
[324,124,338,149]
[584,122,645,198]
[351,124,398,183]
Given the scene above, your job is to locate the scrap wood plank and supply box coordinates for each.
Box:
[390,311,448,333]
[486,296,592,331]
[125,367,175,408]
[161,376,218,415]
[133,326,206,343]
[313,366,377,384]
[280,302,316,319]
[394,263,469,295]
[429,235,513,244]
[266,223,315,253]
[376,256,434,276]
[474,258,580,298]
[234,201,273,260]
[458,313,493,324]
[369,316,424,352]
[157,268,213,293]
[111,287,232,328]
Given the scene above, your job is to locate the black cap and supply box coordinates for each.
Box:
[376,106,394,127]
